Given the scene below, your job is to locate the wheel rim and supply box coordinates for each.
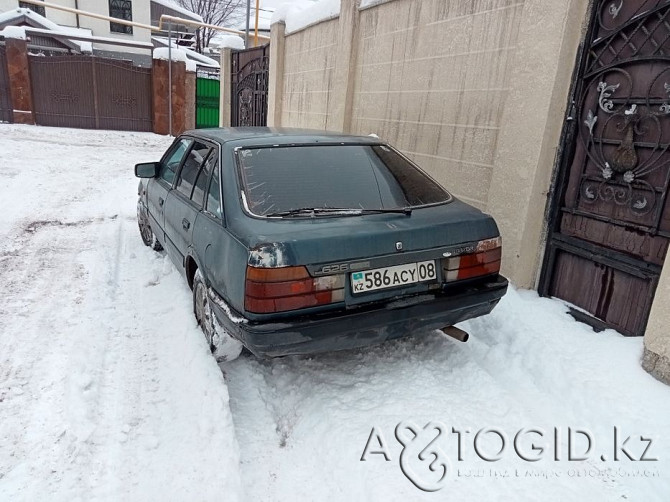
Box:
[139,221,153,244]
[195,282,213,347]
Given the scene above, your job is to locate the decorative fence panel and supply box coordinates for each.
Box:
[29,55,152,131]
[0,46,13,123]
[95,59,152,132]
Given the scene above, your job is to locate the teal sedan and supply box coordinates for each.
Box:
[135,128,507,360]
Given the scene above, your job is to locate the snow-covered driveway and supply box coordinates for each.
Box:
[0,125,668,501]
[0,126,241,500]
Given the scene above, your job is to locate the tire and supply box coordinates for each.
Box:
[137,201,162,251]
[193,269,243,362]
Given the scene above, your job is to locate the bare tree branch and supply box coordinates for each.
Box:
[177,0,244,52]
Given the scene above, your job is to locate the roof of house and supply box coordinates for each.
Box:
[0,7,92,52]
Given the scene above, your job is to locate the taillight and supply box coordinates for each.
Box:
[444,237,502,282]
[245,266,345,313]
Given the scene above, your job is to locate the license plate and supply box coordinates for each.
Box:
[350,261,437,294]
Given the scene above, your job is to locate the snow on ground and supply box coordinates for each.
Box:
[0,125,241,501]
[1,124,669,501]
[226,286,670,501]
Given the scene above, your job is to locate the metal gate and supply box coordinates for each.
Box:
[231,44,269,127]
[540,0,670,336]
[196,68,220,128]
[0,46,12,123]
[29,55,152,131]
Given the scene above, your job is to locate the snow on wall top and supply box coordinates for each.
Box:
[271,0,340,34]
[359,0,392,9]
[0,26,26,40]
[152,37,220,68]
[236,12,273,32]
[152,0,204,22]
[153,47,197,72]
[209,34,245,50]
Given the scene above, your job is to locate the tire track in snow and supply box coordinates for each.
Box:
[224,329,627,501]
[0,222,94,497]
[0,218,244,501]
[0,124,243,501]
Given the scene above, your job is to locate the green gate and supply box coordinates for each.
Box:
[195,74,220,128]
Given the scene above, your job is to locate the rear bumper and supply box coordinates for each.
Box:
[211,276,508,358]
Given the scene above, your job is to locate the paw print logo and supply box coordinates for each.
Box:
[395,421,450,492]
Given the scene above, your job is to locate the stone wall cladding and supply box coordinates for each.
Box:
[281,19,339,129]
[351,0,524,209]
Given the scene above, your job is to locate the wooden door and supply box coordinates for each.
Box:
[540,0,670,336]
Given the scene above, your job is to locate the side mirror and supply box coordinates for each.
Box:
[135,162,160,178]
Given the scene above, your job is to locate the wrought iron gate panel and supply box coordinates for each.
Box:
[30,55,152,131]
[540,0,670,336]
[0,46,14,123]
[231,44,269,127]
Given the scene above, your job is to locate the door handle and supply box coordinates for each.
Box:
[182,218,190,230]
[159,197,164,207]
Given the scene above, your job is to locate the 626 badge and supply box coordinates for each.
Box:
[351,261,437,294]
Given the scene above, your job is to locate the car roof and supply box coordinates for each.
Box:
[182,127,384,147]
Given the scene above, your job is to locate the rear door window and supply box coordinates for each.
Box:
[175,141,210,199]
[159,138,192,186]
[192,149,217,209]
[236,144,451,217]
[206,163,222,219]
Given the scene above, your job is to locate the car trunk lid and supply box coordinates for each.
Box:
[241,199,501,310]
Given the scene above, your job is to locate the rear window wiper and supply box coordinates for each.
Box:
[265,207,412,217]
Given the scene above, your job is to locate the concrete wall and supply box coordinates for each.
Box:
[643,267,670,385]
[280,18,339,129]
[0,0,21,14]
[269,0,589,288]
[351,0,524,210]
[75,0,153,53]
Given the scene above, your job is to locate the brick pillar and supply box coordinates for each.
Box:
[5,38,34,125]
[152,58,169,135]
[171,60,186,134]
[185,67,196,131]
[152,58,188,136]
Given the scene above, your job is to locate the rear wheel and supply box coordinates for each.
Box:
[193,270,243,362]
[137,202,162,251]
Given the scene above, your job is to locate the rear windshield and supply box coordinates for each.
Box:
[236,144,451,217]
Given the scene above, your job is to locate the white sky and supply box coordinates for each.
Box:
[230,0,317,28]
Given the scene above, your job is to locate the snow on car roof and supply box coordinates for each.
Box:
[186,127,385,146]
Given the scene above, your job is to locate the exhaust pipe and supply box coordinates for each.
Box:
[441,326,469,343]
